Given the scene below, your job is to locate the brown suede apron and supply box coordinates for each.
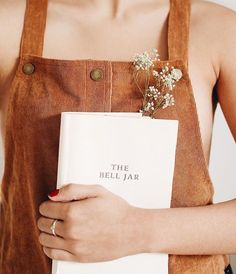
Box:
[0,0,230,273]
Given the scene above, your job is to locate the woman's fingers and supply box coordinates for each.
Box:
[48,183,106,202]
[37,217,65,238]
[43,246,75,261]
[39,200,68,220]
[39,232,68,251]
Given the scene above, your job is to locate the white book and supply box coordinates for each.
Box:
[53,112,178,274]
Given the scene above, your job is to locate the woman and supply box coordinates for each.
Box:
[0,0,235,273]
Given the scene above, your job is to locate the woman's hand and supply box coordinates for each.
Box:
[37,184,148,262]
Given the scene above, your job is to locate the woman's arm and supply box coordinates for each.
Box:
[139,199,236,255]
[38,184,236,262]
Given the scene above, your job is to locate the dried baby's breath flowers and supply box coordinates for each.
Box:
[133,49,160,71]
[133,49,182,118]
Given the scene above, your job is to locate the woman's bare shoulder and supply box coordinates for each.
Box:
[189,1,236,73]
[191,0,236,13]
[0,0,25,77]
[0,0,25,39]
[191,0,236,31]
[0,0,25,18]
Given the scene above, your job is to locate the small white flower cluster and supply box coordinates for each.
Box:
[146,86,159,100]
[143,101,155,112]
[142,86,159,112]
[143,87,175,113]
[153,65,182,90]
[133,49,160,71]
[162,93,175,109]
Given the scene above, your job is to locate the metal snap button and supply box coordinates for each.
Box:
[90,68,103,81]
[22,63,35,75]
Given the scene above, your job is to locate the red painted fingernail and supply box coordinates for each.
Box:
[48,189,59,197]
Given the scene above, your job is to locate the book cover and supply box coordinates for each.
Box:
[53,112,178,274]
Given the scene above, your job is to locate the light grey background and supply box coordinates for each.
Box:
[0,0,235,271]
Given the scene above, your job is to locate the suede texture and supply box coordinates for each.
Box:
[0,0,229,273]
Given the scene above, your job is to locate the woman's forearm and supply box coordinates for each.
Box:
[38,184,236,261]
[138,198,236,255]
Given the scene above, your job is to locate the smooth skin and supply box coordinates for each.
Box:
[1,0,236,262]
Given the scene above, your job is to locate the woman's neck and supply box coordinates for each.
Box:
[50,0,165,19]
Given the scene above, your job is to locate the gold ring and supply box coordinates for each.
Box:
[50,219,58,237]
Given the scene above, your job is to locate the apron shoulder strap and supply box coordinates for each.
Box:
[168,0,191,69]
[20,0,48,57]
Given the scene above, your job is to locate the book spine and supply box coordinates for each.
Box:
[56,113,69,188]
